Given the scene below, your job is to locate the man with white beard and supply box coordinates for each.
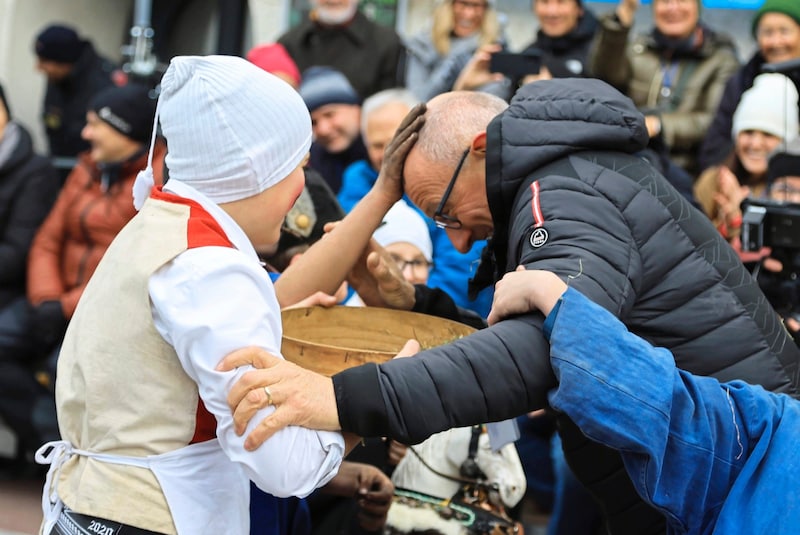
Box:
[278,0,404,99]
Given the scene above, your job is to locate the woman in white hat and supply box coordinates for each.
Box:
[694,73,799,243]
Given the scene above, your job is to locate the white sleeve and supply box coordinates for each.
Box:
[149,245,344,498]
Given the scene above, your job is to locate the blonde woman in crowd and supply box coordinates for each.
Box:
[404,0,505,101]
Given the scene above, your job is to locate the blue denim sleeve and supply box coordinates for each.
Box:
[546,288,755,532]
[541,298,561,341]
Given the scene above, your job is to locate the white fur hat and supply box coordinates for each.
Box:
[373,201,433,262]
[133,55,311,209]
[732,73,799,142]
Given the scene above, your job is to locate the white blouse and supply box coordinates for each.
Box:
[148,180,344,498]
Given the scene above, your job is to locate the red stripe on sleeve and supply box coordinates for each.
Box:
[530,180,545,228]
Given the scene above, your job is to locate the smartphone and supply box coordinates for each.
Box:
[489,51,542,80]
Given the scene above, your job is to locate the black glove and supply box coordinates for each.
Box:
[30,300,69,351]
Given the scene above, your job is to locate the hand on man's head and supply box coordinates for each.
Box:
[374,103,426,205]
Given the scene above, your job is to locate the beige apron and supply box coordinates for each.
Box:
[36,439,249,534]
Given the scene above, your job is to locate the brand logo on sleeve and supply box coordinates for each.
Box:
[529,227,549,248]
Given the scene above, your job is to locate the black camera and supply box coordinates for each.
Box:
[741,198,800,253]
[741,199,800,339]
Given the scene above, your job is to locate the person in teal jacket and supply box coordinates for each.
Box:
[488,267,800,534]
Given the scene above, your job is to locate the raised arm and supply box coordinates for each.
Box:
[274,104,425,307]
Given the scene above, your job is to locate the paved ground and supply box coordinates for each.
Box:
[0,476,42,535]
[0,425,42,535]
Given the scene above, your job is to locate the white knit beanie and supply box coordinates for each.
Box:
[732,73,799,142]
[133,55,312,209]
[373,201,433,262]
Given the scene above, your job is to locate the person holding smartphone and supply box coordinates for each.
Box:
[405,0,507,102]
[589,0,739,177]
[453,0,598,100]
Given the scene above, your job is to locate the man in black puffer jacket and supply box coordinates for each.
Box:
[222,79,800,535]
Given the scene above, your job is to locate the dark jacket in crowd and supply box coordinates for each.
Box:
[278,11,404,100]
[698,52,800,172]
[309,136,368,194]
[331,79,800,534]
[0,121,59,310]
[42,41,116,160]
[521,8,599,78]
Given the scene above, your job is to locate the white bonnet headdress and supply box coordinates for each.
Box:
[133,55,312,209]
[373,200,433,262]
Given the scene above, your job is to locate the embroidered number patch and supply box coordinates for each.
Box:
[88,520,115,535]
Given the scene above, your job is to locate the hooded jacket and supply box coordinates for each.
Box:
[0,122,59,309]
[333,79,800,533]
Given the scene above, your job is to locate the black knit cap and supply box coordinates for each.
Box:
[299,67,360,112]
[34,24,85,63]
[88,84,156,144]
[768,138,800,182]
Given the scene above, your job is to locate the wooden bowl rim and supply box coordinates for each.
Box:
[281,305,477,351]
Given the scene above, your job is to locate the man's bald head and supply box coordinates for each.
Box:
[416,91,508,167]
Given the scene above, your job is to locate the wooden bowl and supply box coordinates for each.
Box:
[281,306,477,376]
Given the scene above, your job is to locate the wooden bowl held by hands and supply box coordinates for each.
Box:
[280,306,477,376]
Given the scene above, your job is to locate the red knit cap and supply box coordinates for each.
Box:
[246,43,301,88]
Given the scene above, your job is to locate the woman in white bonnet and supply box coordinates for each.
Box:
[694,72,799,243]
[344,199,433,306]
[36,55,361,535]
[372,200,434,286]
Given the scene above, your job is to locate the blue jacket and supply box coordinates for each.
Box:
[545,288,800,534]
[338,159,493,317]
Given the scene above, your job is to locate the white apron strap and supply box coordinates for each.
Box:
[34,440,150,534]
[35,439,248,534]
[35,441,73,534]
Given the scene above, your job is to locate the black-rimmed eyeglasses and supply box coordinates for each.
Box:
[433,148,469,230]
